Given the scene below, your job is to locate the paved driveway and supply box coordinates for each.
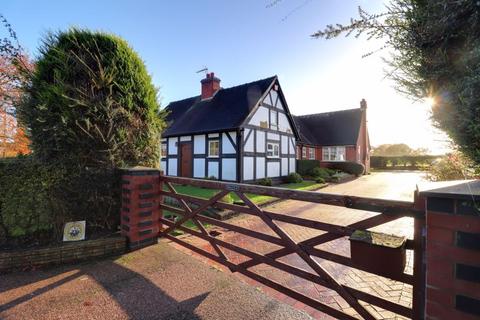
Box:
[172,171,427,320]
[0,242,312,320]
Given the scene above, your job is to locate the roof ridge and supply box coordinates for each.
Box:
[166,75,277,107]
[294,107,361,118]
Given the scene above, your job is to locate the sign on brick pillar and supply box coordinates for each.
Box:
[419,180,480,320]
[120,167,161,250]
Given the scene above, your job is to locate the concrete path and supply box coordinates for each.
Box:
[0,242,312,320]
[171,171,427,319]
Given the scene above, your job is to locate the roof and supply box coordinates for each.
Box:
[293,108,363,146]
[163,76,277,137]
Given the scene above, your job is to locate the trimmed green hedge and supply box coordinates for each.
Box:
[329,161,365,176]
[0,158,63,242]
[297,160,321,176]
[371,155,440,170]
[0,157,121,245]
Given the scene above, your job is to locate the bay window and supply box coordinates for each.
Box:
[322,146,346,161]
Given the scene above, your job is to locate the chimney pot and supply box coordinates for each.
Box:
[360,99,367,109]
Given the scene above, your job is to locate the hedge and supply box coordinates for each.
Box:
[297,160,321,176]
[371,155,441,170]
[0,156,121,245]
[329,161,365,176]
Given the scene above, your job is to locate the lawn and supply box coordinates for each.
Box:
[170,180,325,206]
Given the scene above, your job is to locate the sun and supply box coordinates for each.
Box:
[425,96,436,108]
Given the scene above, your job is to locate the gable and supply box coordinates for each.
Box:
[245,81,298,137]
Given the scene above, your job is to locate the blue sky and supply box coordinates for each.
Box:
[2,0,450,153]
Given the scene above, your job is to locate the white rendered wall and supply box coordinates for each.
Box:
[168,137,178,155]
[248,106,269,127]
[167,158,177,176]
[244,129,254,152]
[281,158,289,176]
[194,135,205,154]
[267,162,280,178]
[256,157,265,179]
[193,159,205,178]
[243,157,254,181]
[222,159,236,181]
[256,130,265,152]
[208,161,219,178]
[222,132,236,154]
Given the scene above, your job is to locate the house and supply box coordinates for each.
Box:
[161,73,299,182]
[293,99,370,173]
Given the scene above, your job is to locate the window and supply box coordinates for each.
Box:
[161,143,167,158]
[309,147,315,160]
[322,146,346,161]
[267,142,279,158]
[270,110,278,130]
[208,140,219,157]
[302,147,306,159]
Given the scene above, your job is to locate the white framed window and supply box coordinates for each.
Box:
[208,140,219,157]
[267,142,279,158]
[161,143,167,158]
[322,146,346,161]
[270,110,278,130]
[302,147,306,159]
[309,147,315,160]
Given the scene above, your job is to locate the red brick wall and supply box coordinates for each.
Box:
[424,196,480,320]
[121,168,162,249]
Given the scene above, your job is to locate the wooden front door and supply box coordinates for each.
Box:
[179,143,192,177]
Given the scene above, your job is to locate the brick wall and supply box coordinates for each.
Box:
[0,236,126,272]
[421,181,480,320]
[121,167,162,250]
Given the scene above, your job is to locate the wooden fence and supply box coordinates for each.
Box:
[156,174,426,320]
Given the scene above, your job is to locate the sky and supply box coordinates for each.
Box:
[2,0,451,154]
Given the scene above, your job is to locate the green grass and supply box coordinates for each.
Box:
[170,180,325,206]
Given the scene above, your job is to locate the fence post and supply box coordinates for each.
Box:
[413,188,426,320]
[120,167,161,250]
[420,180,480,320]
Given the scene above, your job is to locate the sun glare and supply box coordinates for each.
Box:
[425,96,436,108]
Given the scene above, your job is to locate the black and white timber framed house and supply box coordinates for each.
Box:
[160,72,299,182]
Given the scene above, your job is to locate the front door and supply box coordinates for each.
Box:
[179,143,192,177]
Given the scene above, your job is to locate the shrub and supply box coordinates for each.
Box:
[257,178,272,186]
[19,28,165,167]
[285,172,303,183]
[309,167,335,179]
[315,177,325,184]
[297,160,321,176]
[427,151,478,181]
[329,162,365,176]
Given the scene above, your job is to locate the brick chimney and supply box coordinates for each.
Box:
[201,72,221,100]
[360,98,367,110]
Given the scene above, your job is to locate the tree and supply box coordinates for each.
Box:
[311,1,480,165]
[0,15,32,157]
[19,29,165,168]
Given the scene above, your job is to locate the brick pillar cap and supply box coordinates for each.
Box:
[418,180,480,201]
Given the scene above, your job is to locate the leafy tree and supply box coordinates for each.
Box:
[311,1,480,165]
[0,16,32,157]
[427,151,478,182]
[20,28,165,168]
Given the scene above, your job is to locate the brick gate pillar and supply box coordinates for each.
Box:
[419,180,480,320]
[120,167,162,250]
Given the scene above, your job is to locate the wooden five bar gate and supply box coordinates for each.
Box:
[122,170,426,320]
